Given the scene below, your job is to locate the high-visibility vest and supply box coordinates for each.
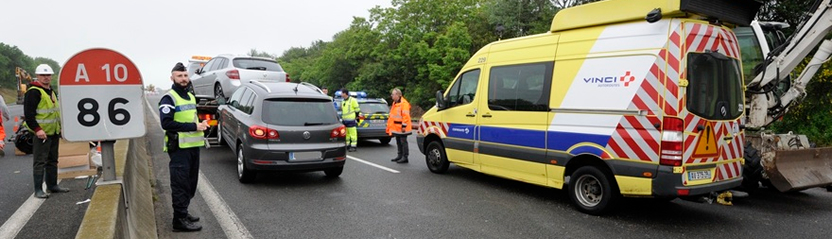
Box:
[25,86,61,135]
[164,91,205,151]
[341,97,360,121]
[387,96,412,135]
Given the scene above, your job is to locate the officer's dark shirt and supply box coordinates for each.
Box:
[159,83,197,132]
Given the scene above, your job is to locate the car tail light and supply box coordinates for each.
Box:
[226,69,240,80]
[331,125,346,138]
[250,125,279,140]
[285,73,291,82]
[660,117,684,166]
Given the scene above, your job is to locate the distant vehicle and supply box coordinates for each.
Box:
[217,80,345,183]
[334,91,393,144]
[191,54,290,101]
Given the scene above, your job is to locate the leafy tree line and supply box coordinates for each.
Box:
[0,43,61,89]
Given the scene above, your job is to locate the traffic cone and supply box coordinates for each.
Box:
[97,141,101,153]
[12,116,19,132]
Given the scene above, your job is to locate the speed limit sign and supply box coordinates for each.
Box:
[59,48,146,141]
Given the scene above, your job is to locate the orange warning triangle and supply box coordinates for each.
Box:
[692,122,719,158]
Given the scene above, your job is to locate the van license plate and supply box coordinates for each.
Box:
[290,152,322,161]
[688,170,712,181]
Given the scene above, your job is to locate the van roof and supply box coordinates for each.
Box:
[550,0,760,33]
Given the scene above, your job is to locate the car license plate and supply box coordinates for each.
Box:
[289,151,322,161]
[370,119,386,127]
[688,170,712,181]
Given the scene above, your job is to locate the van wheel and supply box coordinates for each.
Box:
[426,141,449,173]
[237,146,256,184]
[215,84,226,101]
[568,166,618,215]
[324,167,343,178]
[378,137,392,145]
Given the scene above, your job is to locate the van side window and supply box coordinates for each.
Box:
[487,62,553,111]
[447,69,480,108]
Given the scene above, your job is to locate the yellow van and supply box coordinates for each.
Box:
[416,0,760,215]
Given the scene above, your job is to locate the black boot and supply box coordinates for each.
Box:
[45,166,68,193]
[172,217,202,232]
[186,214,200,222]
[34,173,48,198]
[391,155,402,162]
[395,157,409,164]
[47,186,70,193]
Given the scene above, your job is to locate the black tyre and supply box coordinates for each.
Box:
[214,84,226,101]
[568,166,619,215]
[237,146,256,184]
[216,120,227,146]
[324,167,343,178]
[378,137,392,145]
[741,142,763,190]
[425,141,449,173]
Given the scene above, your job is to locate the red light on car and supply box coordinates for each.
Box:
[677,189,690,196]
[227,69,240,80]
[331,125,346,138]
[199,113,212,121]
[250,125,279,140]
[285,73,291,82]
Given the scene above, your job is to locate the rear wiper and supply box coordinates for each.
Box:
[372,111,388,114]
[304,122,325,126]
[246,67,267,70]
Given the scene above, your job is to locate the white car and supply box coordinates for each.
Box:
[191,54,289,100]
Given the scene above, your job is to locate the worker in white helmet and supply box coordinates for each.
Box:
[24,64,67,198]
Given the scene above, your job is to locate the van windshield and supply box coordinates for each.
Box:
[686,52,744,120]
[263,98,339,126]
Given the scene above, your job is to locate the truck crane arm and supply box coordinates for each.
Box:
[747,0,832,129]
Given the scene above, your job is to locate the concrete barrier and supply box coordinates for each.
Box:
[75,137,157,239]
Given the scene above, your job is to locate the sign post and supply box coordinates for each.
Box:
[59,48,146,182]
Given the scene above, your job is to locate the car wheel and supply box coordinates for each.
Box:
[237,145,256,184]
[426,141,449,173]
[568,166,618,215]
[378,137,392,145]
[324,167,343,178]
[214,83,226,101]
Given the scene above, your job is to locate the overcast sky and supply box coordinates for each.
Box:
[1,0,391,89]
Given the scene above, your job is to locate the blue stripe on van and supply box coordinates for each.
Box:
[447,124,476,140]
[479,126,546,149]
[547,131,611,152]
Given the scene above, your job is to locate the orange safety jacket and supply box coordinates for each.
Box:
[386,96,412,135]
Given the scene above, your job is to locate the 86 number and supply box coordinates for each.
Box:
[78,98,131,127]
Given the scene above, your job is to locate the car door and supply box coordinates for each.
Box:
[476,62,553,186]
[440,69,481,167]
[193,58,219,95]
[221,87,248,150]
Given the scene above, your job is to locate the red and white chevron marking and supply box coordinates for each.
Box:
[714,161,743,182]
[419,121,449,136]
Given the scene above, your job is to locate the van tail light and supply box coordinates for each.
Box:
[250,125,279,140]
[227,69,240,80]
[285,73,291,82]
[331,125,346,138]
[660,117,684,166]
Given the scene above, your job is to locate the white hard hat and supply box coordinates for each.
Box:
[35,64,54,75]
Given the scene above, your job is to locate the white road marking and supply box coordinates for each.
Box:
[0,180,60,239]
[347,155,401,174]
[145,96,253,239]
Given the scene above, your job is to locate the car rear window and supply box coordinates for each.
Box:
[262,98,339,126]
[359,102,389,114]
[233,58,284,72]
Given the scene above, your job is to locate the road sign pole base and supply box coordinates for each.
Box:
[100,140,117,181]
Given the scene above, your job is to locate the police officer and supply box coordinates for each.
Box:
[387,88,412,163]
[25,64,67,199]
[340,89,360,151]
[159,63,209,232]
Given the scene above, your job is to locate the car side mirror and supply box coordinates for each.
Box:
[435,90,446,110]
[217,97,227,105]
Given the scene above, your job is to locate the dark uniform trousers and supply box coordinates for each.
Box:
[395,134,409,158]
[33,134,61,190]
[169,147,200,219]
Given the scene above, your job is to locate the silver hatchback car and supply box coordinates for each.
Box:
[217,81,346,183]
[191,54,289,100]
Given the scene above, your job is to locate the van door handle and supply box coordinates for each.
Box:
[466,113,476,117]
[482,114,492,118]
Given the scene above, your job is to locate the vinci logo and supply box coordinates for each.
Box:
[582,71,637,88]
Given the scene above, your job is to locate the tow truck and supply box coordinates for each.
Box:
[737,0,832,192]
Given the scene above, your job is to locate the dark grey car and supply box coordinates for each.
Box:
[217,81,346,183]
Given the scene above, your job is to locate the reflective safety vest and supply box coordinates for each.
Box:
[387,96,412,135]
[25,86,61,135]
[164,91,205,151]
[341,97,360,121]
